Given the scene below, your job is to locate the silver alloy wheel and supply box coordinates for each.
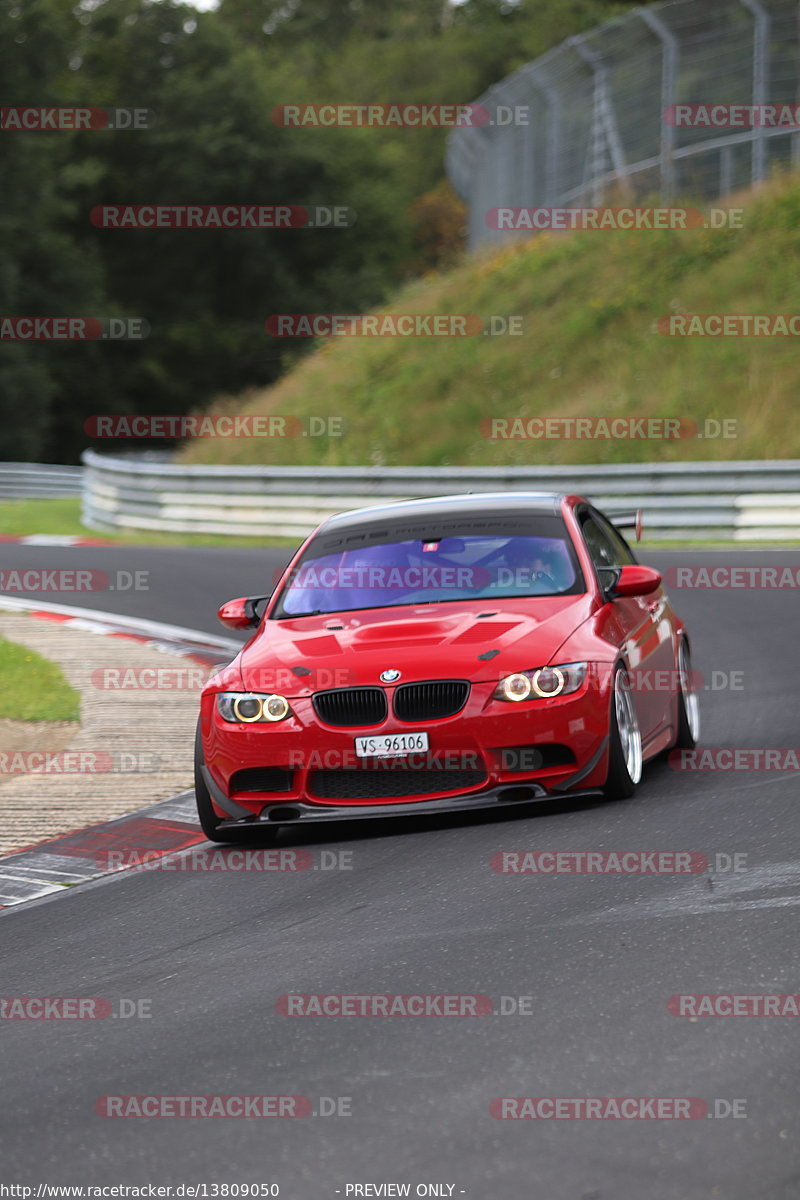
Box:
[678,641,701,743]
[615,670,642,784]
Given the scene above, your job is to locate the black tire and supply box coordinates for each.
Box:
[674,640,700,750]
[602,665,643,801]
[194,721,278,844]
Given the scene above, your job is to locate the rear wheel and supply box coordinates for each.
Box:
[674,640,700,749]
[603,666,643,800]
[194,721,278,844]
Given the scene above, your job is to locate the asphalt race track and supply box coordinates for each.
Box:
[2,545,800,1199]
[0,544,282,638]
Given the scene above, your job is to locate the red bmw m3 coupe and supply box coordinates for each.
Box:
[194,492,699,841]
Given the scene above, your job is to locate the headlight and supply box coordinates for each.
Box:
[493,663,588,702]
[216,692,292,723]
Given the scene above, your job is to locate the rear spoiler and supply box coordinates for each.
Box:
[608,509,643,543]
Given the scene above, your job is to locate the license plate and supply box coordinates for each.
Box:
[354,732,429,758]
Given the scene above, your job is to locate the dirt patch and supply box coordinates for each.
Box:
[0,719,80,783]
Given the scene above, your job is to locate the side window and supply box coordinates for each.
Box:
[592,513,637,566]
[580,515,619,572]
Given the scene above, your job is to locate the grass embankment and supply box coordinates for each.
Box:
[0,636,80,722]
[178,175,800,469]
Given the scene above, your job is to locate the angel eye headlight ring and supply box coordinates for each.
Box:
[262,694,290,722]
[531,667,565,697]
[502,673,534,702]
[233,694,264,722]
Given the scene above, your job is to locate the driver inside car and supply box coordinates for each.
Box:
[490,538,573,595]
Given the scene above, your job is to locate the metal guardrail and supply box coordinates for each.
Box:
[81,451,800,541]
[0,463,83,499]
[446,0,800,251]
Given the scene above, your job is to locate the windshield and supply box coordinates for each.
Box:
[273,527,584,617]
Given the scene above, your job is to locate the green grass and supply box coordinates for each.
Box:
[0,499,296,547]
[0,637,81,722]
[179,173,800,469]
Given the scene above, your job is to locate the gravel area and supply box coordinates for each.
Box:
[0,612,212,856]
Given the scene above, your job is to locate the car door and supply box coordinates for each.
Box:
[578,508,671,740]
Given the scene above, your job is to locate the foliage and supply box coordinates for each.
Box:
[1,0,643,462]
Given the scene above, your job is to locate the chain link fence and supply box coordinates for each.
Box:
[447,0,800,250]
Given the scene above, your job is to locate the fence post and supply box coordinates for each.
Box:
[740,0,772,184]
[495,83,519,216]
[568,34,629,203]
[720,144,735,195]
[524,63,563,205]
[638,7,679,199]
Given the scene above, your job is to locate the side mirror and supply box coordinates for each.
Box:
[612,565,662,598]
[217,594,271,630]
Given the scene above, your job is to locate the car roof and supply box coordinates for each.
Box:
[321,492,566,533]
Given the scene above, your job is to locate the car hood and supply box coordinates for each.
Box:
[238,596,596,694]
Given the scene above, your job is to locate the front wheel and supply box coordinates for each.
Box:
[603,666,643,800]
[673,640,700,749]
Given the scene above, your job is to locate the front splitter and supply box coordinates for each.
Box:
[217,783,605,828]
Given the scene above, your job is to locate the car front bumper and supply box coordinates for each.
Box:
[199,668,614,826]
[203,756,607,830]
